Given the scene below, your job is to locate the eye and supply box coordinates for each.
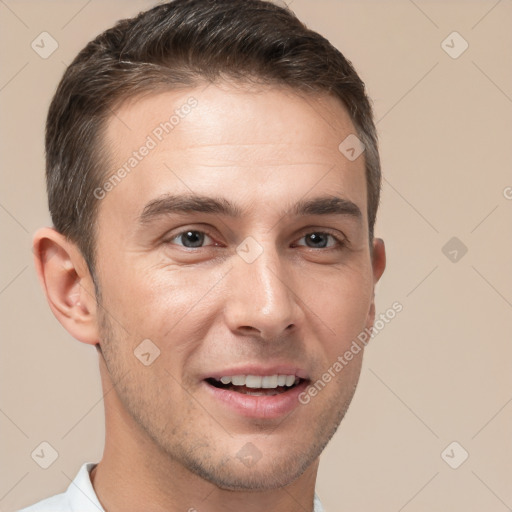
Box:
[296,232,343,249]
[168,230,215,248]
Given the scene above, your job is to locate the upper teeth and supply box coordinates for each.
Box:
[218,375,298,388]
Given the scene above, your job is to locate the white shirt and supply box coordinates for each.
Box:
[19,462,325,512]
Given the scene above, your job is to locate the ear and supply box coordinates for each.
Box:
[365,237,386,330]
[33,227,99,345]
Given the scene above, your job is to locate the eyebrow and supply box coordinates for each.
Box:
[138,193,362,224]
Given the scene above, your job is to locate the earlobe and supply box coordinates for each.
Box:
[33,227,99,346]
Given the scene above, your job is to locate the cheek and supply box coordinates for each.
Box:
[303,263,373,351]
[99,261,227,345]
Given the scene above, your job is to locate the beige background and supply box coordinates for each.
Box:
[1,1,511,511]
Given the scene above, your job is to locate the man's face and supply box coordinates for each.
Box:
[93,82,381,490]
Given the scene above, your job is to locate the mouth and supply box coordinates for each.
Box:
[202,369,310,419]
[205,374,306,396]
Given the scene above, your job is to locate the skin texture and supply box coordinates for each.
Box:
[34,81,386,512]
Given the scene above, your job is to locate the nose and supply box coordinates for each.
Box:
[223,243,302,341]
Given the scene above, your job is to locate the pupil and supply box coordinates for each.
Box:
[183,231,204,248]
[307,233,327,248]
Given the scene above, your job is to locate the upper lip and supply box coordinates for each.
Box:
[203,364,309,381]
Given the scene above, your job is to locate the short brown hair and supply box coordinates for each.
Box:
[46,0,381,279]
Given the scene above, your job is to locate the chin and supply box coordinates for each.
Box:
[169,433,322,492]
[191,457,314,491]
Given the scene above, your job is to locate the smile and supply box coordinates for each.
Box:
[202,368,310,418]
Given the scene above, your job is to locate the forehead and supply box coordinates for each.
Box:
[99,82,367,226]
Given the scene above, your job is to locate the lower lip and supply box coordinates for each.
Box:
[203,380,309,419]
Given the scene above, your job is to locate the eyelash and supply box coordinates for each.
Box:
[165,228,346,250]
